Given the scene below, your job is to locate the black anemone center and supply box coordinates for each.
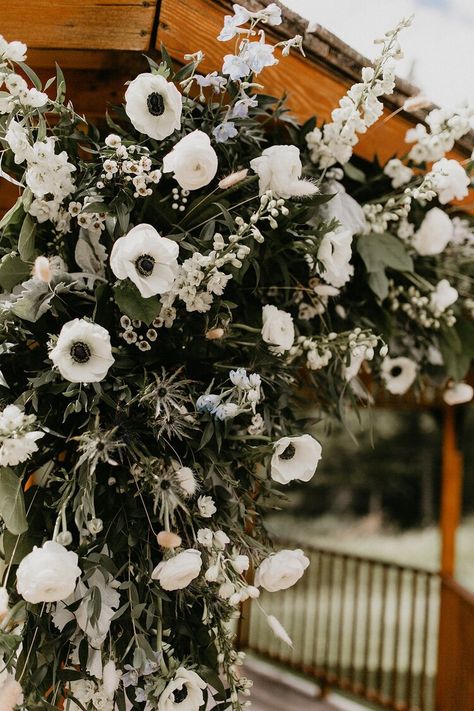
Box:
[157,387,168,397]
[390,366,403,378]
[135,254,155,276]
[280,442,296,461]
[173,685,188,703]
[70,342,91,363]
[160,479,171,490]
[147,92,165,116]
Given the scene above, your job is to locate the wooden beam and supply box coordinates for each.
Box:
[439,406,463,578]
[157,0,473,169]
[1,0,158,52]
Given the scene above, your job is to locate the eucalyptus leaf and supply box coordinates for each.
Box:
[0,253,31,291]
[18,214,37,262]
[0,467,28,535]
[113,281,161,325]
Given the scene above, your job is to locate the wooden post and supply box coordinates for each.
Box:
[439,405,463,578]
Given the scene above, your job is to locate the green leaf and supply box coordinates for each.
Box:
[368,270,389,300]
[113,281,161,326]
[357,232,413,274]
[0,467,28,535]
[0,196,25,229]
[0,253,31,291]
[18,214,36,262]
[344,162,367,183]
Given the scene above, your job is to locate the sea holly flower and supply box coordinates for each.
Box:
[16,541,81,604]
[125,72,182,140]
[271,434,322,484]
[163,130,218,190]
[380,356,417,395]
[250,145,317,198]
[255,549,310,592]
[49,319,114,383]
[110,223,179,298]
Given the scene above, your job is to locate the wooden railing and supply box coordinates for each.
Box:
[239,543,441,711]
[435,578,474,710]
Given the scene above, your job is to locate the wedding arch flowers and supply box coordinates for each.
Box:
[0,2,472,710]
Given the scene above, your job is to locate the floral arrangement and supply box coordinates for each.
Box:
[0,4,473,710]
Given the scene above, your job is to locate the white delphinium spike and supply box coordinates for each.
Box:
[306,16,413,168]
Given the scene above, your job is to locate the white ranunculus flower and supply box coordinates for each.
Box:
[317,228,354,288]
[261,304,295,354]
[430,279,458,313]
[0,673,23,711]
[381,356,417,395]
[163,130,218,190]
[412,208,453,256]
[430,158,470,204]
[16,540,81,604]
[157,667,207,711]
[250,145,317,198]
[255,549,310,592]
[49,319,114,383]
[124,73,182,140]
[110,223,179,298]
[443,382,473,406]
[271,434,322,484]
[152,549,202,591]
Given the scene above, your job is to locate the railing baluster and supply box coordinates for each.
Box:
[312,550,325,674]
[336,555,348,685]
[419,572,431,711]
[350,556,361,693]
[323,552,336,682]
[376,564,388,703]
[406,570,419,708]
[363,560,374,697]
[391,567,403,707]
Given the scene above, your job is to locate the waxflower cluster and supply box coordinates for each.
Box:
[0,5,472,711]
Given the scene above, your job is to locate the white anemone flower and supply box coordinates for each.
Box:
[157,668,207,711]
[381,356,417,395]
[271,434,322,484]
[110,224,179,298]
[124,73,182,140]
[162,130,218,190]
[49,319,114,383]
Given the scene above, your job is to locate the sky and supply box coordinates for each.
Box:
[283,0,474,108]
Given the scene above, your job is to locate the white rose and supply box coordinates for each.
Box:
[255,549,310,592]
[261,304,295,354]
[49,319,114,383]
[250,145,317,198]
[124,73,182,140]
[0,674,23,711]
[110,223,179,298]
[443,382,473,406]
[152,549,202,590]
[271,434,322,484]
[430,279,458,314]
[163,130,218,190]
[430,158,470,204]
[317,228,354,288]
[157,668,206,711]
[412,208,453,256]
[380,356,417,395]
[16,540,81,604]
